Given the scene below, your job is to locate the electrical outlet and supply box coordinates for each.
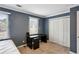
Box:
[22,41,25,43]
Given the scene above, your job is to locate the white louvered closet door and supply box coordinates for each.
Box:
[63,17,70,47]
[49,19,54,42]
[58,18,64,45]
[53,19,59,43]
[49,16,70,47]
[49,18,59,43]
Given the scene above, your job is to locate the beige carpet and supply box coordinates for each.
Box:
[18,41,69,54]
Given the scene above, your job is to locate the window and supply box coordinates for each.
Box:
[0,13,9,39]
[29,17,39,34]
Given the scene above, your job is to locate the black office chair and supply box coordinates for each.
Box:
[26,32,32,49]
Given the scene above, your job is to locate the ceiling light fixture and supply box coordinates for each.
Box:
[16,4,22,7]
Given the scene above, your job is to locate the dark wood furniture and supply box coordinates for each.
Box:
[32,37,39,49]
[30,34,47,43]
[26,32,47,50]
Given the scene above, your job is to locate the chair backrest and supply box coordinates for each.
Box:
[26,32,29,37]
[26,32,30,42]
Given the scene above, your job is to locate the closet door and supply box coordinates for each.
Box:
[53,19,59,43]
[67,18,70,47]
[63,17,70,47]
[49,18,59,43]
[49,19,54,42]
[58,18,64,45]
[49,16,70,47]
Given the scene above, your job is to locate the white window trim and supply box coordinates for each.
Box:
[0,12,10,40]
[29,16,39,34]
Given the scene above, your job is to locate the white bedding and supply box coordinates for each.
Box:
[0,40,20,54]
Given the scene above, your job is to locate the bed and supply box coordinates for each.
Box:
[0,39,20,54]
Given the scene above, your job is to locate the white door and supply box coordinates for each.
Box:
[63,17,70,47]
[53,19,59,43]
[77,11,79,53]
[49,17,64,44]
[49,16,70,47]
[49,19,54,42]
[49,18,59,43]
[58,18,64,45]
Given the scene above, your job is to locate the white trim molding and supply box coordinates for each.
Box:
[69,51,76,54]
[17,44,26,48]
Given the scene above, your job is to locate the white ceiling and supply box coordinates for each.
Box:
[0,4,78,18]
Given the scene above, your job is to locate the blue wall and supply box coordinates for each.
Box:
[70,6,79,53]
[44,19,49,38]
[0,7,45,46]
[39,18,45,34]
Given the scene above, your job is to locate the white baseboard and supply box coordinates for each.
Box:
[17,44,26,48]
[69,51,76,54]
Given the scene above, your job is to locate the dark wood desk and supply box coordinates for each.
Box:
[30,34,47,43]
[26,33,47,49]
